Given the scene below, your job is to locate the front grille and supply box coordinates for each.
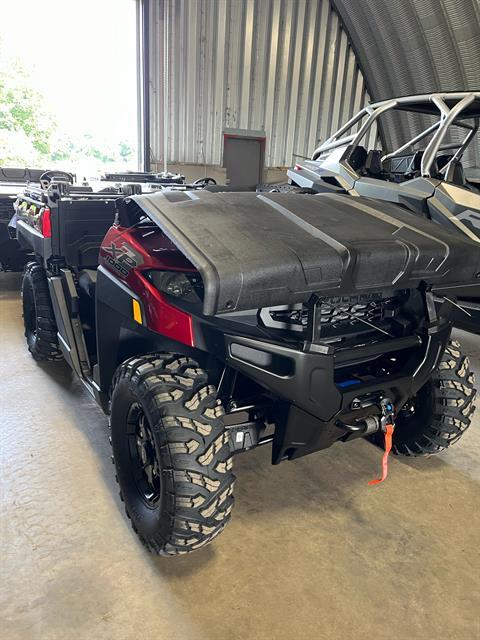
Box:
[317,295,385,326]
[313,293,404,342]
[260,291,408,343]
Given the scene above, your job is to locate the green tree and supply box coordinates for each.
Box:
[119,140,134,162]
[0,53,56,162]
[0,40,136,170]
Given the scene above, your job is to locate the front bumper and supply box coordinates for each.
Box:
[222,323,451,462]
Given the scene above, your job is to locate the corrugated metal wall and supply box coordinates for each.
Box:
[332,0,480,167]
[148,0,376,168]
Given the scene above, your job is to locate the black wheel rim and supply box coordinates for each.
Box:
[126,403,161,507]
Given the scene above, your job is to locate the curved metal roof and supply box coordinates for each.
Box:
[332,0,480,166]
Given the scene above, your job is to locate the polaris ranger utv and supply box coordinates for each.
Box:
[0,167,56,271]
[15,176,478,555]
[1,167,217,272]
[287,91,480,333]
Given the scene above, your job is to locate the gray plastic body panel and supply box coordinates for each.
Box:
[428,182,480,242]
[133,190,480,316]
[353,177,439,214]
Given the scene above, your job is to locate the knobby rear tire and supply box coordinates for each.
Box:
[21,262,63,362]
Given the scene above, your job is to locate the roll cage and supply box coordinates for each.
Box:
[312,92,480,180]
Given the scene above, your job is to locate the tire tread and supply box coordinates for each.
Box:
[22,262,63,361]
[393,340,476,457]
[110,353,235,556]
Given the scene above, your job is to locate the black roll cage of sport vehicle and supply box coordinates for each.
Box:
[287,92,480,334]
[14,177,480,463]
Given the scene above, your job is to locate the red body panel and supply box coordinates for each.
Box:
[99,224,196,347]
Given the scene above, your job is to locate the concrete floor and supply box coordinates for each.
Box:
[1,270,479,640]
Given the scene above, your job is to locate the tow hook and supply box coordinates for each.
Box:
[338,396,395,436]
[368,398,396,486]
[378,397,395,432]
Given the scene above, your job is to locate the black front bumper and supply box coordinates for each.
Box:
[222,323,451,463]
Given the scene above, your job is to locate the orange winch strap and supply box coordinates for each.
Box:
[368,424,394,486]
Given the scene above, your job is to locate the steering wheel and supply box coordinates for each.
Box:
[39,170,75,189]
[192,176,217,187]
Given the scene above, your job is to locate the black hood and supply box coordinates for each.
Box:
[133,190,480,315]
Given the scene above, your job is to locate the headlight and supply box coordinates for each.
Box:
[148,271,204,304]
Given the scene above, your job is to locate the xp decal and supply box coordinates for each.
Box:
[101,240,143,277]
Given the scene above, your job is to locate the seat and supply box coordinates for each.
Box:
[409,150,423,173]
[446,160,467,187]
[347,145,368,172]
[364,150,383,176]
[0,167,45,183]
[383,151,423,182]
[407,151,439,179]
[436,154,454,172]
[78,269,97,298]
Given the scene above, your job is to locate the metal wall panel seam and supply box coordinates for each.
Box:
[148,0,386,167]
